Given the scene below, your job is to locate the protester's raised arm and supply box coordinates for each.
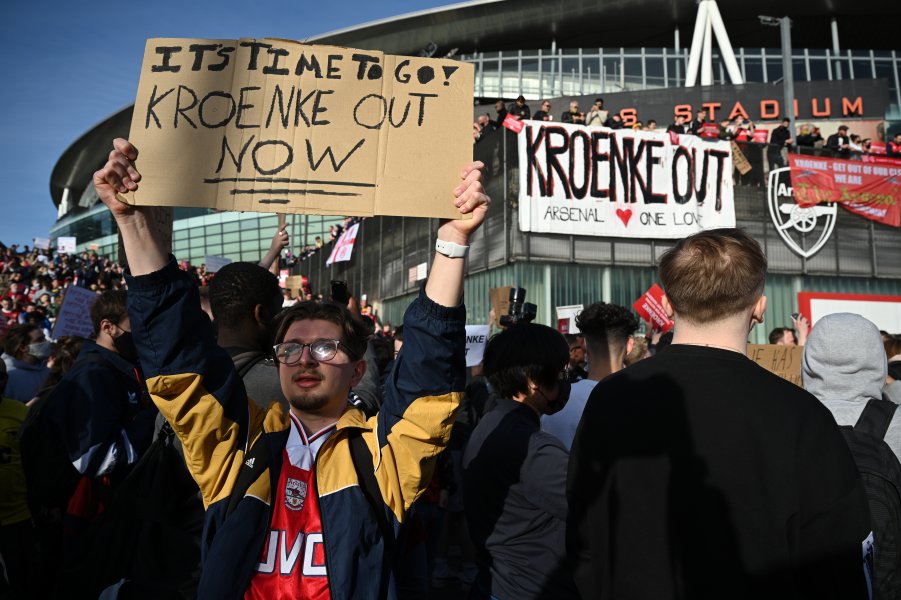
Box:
[259,227,289,271]
[93,138,167,276]
[424,161,490,307]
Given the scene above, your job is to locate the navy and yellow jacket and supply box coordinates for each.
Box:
[126,260,466,600]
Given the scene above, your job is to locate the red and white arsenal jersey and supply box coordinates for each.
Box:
[245,415,336,600]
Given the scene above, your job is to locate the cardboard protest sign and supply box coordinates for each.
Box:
[556,305,583,334]
[204,255,232,273]
[51,286,97,340]
[746,344,804,387]
[284,275,307,293]
[465,325,490,367]
[632,284,674,333]
[33,237,50,250]
[123,38,474,220]
[57,237,77,254]
[518,122,735,238]
[730,141,752,175]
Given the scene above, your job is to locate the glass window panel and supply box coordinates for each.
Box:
[259,215,278,228]
[809,57,829,81]
[223,221,240,233]
[793,58,805,81]
[204,225,220,236]
[852,59,874,78]
[174,229,188,240]
[239,218,258,230]
[744,57,763,82]
[223,243,241,255]
[875,60,895,82]
[223,232,240,243]
[603,57,622,92]
[667,57,684,86]
[206,234,222,245]
[174,240,189,252]
[623,56,643,89]
[205,245,222,256]
[645,57,665,88]
[766,58,783,82]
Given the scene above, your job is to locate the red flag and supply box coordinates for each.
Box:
[502,113,524,133]
[788,154,900,227]
[668,130,680,145]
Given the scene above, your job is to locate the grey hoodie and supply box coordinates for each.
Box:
[802,312,901,462]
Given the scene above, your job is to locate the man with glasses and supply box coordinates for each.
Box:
[93,138,490,600]
[533,100,553,122]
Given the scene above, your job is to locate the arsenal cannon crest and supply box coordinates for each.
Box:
[767,167,837,258]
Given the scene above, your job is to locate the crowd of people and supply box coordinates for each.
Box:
[3,134,901,600]
[473,96,901,188]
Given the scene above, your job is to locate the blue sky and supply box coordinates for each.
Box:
[0,0,450,247]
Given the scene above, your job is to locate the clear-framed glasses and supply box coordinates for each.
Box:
[273,339,351,365]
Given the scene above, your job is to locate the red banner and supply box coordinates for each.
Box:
[632,284,674,333]
[787,154,901,227]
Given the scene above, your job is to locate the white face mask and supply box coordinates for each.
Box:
[28,340,52,360]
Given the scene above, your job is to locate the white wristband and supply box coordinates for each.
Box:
[435,239,469,258]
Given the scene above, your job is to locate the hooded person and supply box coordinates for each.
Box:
[802,312,901,461]
[802,312,901,597]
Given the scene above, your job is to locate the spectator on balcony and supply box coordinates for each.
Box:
[605,113,624,129]
[887,132,901,158]
[494,100,508,126]
[826,125,851,156]
[717,118,735,141]
[666,114,686,135]
[687,108,707,136]
[508,95,531,120]
[473,114,496,143]
[561,101,585,125]
[585,99,608,126]
[768,118,794,169]
[796,124,823,154]
[646,119,658,131]
[532,100,553,122]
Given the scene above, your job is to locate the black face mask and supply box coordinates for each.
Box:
[542,379,571,416]
[113,330,139,362]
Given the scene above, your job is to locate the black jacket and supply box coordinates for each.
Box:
[567,345,872,600]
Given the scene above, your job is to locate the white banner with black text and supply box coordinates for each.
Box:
[517,122,736,238]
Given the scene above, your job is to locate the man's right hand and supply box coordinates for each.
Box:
[93,138,167,276]
[93,138,142,221]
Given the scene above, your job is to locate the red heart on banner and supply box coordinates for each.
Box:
[616,208,633,227]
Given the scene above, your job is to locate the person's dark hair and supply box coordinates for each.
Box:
[563,333,581,348]
[209,262,282,326]
[90,289,127,335]
[369,336,394,376]
[768,327,793,344]
[483,323,568,399]
[272,301,370,360]
[884,336,901,359]
[2,324,38,358]
[37,336,85,394]
[393,325,404,343]
[658,228,766,324]
[576,302,640,355]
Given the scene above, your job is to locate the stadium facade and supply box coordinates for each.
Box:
[49,0,901,340]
